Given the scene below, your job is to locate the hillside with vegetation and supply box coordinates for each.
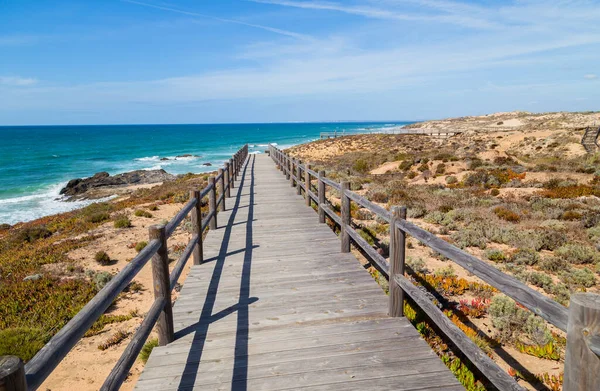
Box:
[287,111,600,390]
[0,173,212,389]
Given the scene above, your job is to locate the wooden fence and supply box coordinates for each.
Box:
[268,145,600,391]
[0,145,249,391]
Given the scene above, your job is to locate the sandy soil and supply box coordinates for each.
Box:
[40,201,195,391]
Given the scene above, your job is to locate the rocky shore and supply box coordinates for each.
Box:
[60,169,176,200]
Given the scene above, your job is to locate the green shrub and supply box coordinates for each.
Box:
[407,171,417,179]
[539,257,569,273]
[559,267,596,288]
[16,226,52,243]
[435,163,446,175]
[445,176,458,184]
[139,338,159,363]
[549,283,571,305]
[0,223,11,230]
[526,272,553,289]
[555,244,600,264]
[493,206,520,223]
[148,204,159,211]
[370,191,388,203]
[93,271,113,291]
[134,209,153,218]
[87,212,110,223]
[352,158,370,173]
[113,214,132,228]
[399,160,413,171]
[95,251,111,265]
[560,210,582,221]
[451,229,487,249]
[135,241,148,252]
[524,314,553,346]
[510,248,540,266]
[485,249,506,262]
[490,189,500,196]
[587,226,600,241]
[434,265,456,278]
[407,257,428,274]
[0,327,49,362]
[358,228,375,246]
[489,295,528,341]
[417,163,429,172]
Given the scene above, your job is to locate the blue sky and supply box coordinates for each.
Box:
[0,0,599,125]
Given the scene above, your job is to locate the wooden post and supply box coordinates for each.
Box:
[389,206,407,317]
[340,181,351,253]
[149,225,174,346]
[285,155,291,181]
[305,163,311,206]
[218,168,225,211]
[224,163,231,198]
[296,160,302,193]
[290,158,296,187]
[190,190,203,265]
[318,170,326,223]
[229,158,234,189]
[209,176,217,230]
[564,293,600,391]
[0,356,27,391]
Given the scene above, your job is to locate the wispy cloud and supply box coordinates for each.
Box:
[584,74,598,80]
[122,0,313,40]
[0,76,38,86]
[250,0,502,29]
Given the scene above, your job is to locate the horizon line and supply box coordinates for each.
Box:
[0,119,421,127]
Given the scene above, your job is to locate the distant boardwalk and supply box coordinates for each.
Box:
[135,154,461,390]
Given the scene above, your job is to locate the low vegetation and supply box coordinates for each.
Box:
[0,171,211,363]
[288,115,600,390]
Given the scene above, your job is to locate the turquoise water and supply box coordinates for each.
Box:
[0,122,410,224]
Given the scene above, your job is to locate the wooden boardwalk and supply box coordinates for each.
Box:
[135,154,461,390]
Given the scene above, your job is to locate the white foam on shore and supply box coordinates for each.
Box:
[0,182,115,225]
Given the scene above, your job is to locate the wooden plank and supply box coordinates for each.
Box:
[563,293,600,391]
[135,154,458,391]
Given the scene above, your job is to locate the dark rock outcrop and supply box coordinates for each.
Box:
[60,169,175,197]
[202,163,212,166]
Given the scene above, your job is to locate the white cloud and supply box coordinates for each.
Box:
[584,74,598,80]
[0,76,38,86]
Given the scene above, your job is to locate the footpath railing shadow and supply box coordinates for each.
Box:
[175,155,257,390]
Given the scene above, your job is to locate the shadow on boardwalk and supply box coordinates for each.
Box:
[175,155,257,390]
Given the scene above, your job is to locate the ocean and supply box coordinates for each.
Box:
[0,122,411,225]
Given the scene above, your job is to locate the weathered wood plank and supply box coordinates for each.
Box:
[135,154,459,391]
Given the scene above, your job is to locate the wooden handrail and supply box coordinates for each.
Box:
[269,144,600,391]
[2,145,249,391]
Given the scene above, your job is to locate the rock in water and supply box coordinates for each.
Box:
[60,169,175,197]
[202,162,212,166]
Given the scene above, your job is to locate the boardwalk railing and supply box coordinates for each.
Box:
[268,145,600,391]
[0,145,249,391]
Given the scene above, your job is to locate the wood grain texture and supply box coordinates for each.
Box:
[0,356,26,391]
[318,171,325,224]
[208,176,217,230]
[149,225,174,346]
[564,293,600,391]
[136,154,459,391]
[340,181,351,253]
